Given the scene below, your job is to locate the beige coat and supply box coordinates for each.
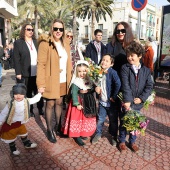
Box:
[36,34,72,99]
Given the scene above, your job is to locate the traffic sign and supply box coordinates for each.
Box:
[131,0,148,11]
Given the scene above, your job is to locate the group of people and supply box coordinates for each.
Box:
[0,43,14,70]
[0,43,14,87]
[0,19,153,155]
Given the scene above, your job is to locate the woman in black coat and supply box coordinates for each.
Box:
[105,22,135,146]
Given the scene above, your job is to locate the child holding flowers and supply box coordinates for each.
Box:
[62,60,97,146]
[91,54,121,145]
[118,41,153,152]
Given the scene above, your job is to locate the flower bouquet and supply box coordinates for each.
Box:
[85,57,105,86]
[122,109,149,136]
[143,90,156,109]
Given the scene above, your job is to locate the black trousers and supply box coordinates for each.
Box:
[17,76,44,111]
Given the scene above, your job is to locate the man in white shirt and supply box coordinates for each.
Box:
[85,29,106,64]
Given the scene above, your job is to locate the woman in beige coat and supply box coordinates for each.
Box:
[37,19,72,143]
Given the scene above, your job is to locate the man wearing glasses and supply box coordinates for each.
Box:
[13,24,44,117]
[85,29,106,65]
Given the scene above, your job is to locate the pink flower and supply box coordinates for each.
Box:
[130,130,141,136]
[140,120,149,129]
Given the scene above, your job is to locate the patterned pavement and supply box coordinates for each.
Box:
[0,69,169,170]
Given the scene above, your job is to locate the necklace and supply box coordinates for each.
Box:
[26,40,33,50]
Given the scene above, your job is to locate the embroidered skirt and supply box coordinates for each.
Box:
[61,97,97,137]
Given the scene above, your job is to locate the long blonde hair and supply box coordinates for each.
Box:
[50,19,65,47]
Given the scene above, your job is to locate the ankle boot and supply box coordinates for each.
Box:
[47,130,57,143]
[74,137,85,146]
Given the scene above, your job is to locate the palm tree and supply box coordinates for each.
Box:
[12,0,57,38]
[77,0,113,39]
[55,0,91,45]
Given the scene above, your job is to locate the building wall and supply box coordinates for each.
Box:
[0,0,18,46]
[77,1,162,46]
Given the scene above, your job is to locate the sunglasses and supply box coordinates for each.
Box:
[116,29,126,34]
[66,35,73,38]
[53,27,64,32]
[25,28,34,32]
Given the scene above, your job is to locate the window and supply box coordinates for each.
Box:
[141,25,144,37]
[85,26,88,38]
[113,22,118,30]
[98,24,103,30]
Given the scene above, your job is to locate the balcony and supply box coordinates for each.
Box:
[0,0,18,18]
[5,0,14,7]
[80,33,89,44]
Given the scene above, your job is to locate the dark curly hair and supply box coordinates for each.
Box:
[111,21,134,47]
[19,23,36,40]
[125,41,144,57]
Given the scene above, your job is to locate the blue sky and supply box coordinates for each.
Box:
[148,0,169,7]
[124,0,169,7]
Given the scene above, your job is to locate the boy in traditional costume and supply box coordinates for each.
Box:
[0,83,42,155]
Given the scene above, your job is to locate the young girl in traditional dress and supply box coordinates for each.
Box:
[0,83,42,155]
[62,60,97,146]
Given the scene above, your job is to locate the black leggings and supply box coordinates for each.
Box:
[45,97,63,131]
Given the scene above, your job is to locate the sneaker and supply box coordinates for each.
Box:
[119,142,127,152]
[12,150,20,155]
[25,142,37,149]
[91,135,101,144]
[130,143,139,152]
[111,136,117,146]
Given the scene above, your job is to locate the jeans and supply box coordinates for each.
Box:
[95,101,119,137]
[118,109,140,144]
[0,63,2,85]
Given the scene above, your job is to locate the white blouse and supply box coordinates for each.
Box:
[55,41,68,83]
[25,41,37,77]
[0,93,42,125]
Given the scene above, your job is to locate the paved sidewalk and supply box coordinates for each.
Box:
[0,69,170,170]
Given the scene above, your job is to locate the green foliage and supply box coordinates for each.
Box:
[143,90,156,110]
[85,57,105,86]
[77,0,113,22]
[122,110,149,136]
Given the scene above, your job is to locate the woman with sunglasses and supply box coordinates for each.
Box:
[105,22,134,148]
[37,19,72,143]
[66,31,84,69]
[13,23,44,117]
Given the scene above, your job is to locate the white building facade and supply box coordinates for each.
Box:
[0,0,18,46]
[77,1,162,46]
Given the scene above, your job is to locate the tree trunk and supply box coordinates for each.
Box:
[34,5,38,39]
[91,10,95,40]
[72,10,77,45]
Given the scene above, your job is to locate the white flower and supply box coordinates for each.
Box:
[98,74,103,78]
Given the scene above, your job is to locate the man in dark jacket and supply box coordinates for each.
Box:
[13,23,44,116]
[85,29,106,64]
